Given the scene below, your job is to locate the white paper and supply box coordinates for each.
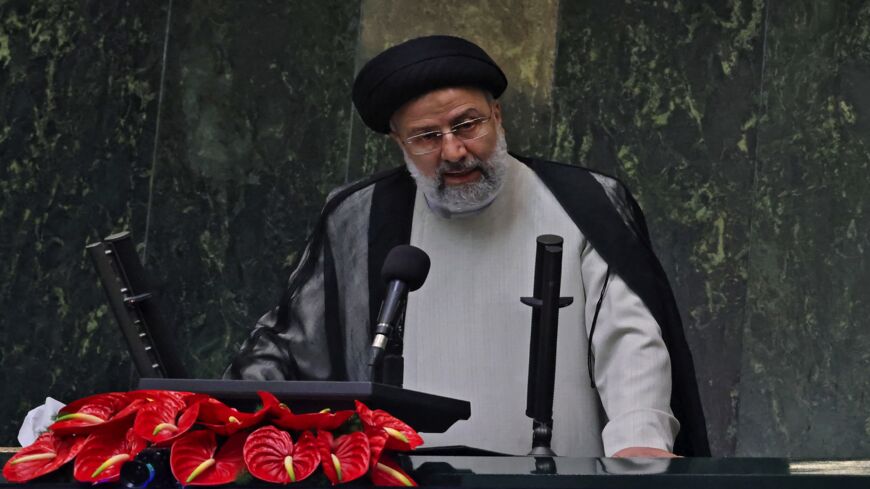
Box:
[17,397,66,447]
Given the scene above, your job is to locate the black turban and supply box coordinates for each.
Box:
[352,35,508,134]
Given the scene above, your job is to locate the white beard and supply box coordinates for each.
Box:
[404,131,510,216]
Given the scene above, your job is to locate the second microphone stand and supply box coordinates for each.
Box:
[521,234,573,458]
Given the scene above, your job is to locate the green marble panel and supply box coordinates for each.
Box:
[738,0,870,457]
[0,0,167,444]
[348,0,560,180]
[551,0,765,455]
[142,0,360,378]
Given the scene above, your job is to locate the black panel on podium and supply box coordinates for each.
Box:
[136,378,470,434]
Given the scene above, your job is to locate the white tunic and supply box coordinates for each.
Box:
[403,156,679,456]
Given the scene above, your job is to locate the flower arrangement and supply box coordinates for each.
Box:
[2,390,421,486]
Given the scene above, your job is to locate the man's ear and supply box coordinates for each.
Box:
[388,118,404,146]
[491,101,502,127]
[389,131,404,150]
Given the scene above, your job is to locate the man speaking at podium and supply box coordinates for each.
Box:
[226,36,709,458]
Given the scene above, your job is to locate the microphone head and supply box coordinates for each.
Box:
[381,245,431,291]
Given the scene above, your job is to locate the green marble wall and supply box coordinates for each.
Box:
[551,0,870,457]
[1,0,869,457]
[738,0,870,457]
[142,0,360,378]
[0,0,359,445]
[0,0,166,446]
[551,0,764,457]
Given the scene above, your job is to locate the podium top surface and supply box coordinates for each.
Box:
[136,378,470,433]
[405,456,870,488]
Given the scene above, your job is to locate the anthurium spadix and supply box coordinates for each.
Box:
[354,401,423,451]
[170,430,246,486]
[261,391,355,432]
[73,425,147,483]
[50,392,143,436]
[316,431,370,485]
[197,391,275,436]
[242,426,320,484]
[370,454,418,487]
[2,432,86,482]
[132,393,201,444]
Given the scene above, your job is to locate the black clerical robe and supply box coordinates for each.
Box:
[225,155,711,456]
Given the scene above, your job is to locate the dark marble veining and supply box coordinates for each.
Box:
[0,0,167,444]
[738,0,870,457]
[142,0,360,379]
[0,0,360,445]
[551,0,765,456]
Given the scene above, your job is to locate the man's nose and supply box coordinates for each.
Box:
[440,133,468,163]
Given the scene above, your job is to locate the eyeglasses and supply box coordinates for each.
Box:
[401,114,493,155]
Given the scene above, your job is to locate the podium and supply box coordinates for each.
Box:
[136,378,470,434]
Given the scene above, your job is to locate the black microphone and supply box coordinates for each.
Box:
[368,245,430,367]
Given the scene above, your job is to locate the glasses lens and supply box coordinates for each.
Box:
[407,132,441,155]
[403,115,491,155]
[453,117,489,141]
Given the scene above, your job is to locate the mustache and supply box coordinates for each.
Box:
[435,158,492,186]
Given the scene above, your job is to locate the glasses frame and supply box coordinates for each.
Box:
[401,113,493,156]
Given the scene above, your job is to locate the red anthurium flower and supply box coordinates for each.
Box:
[243,426,320,484]
[73,426,147,483]
[170,430,247,486]
[49,392,134,436]
[2,431,86,482]
[316,431,370,485]
[197,392,275,436]
[367,431,389,467]
[355,401,423,451]
[261,393,353,432]
[133,394,201,444]
[128,390,193,403]
[369,454,417,487]
[261,391,353,432]
[271,406,355,432]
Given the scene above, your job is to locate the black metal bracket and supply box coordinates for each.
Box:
[520,296,574,308]
[87,231,186,379]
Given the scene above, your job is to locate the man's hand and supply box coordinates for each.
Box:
[611,447,679,458]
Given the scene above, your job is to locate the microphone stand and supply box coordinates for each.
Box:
[521,235,573,458]
[381,308,406,387]
[367,245,430,387]
[369,301,406,387]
